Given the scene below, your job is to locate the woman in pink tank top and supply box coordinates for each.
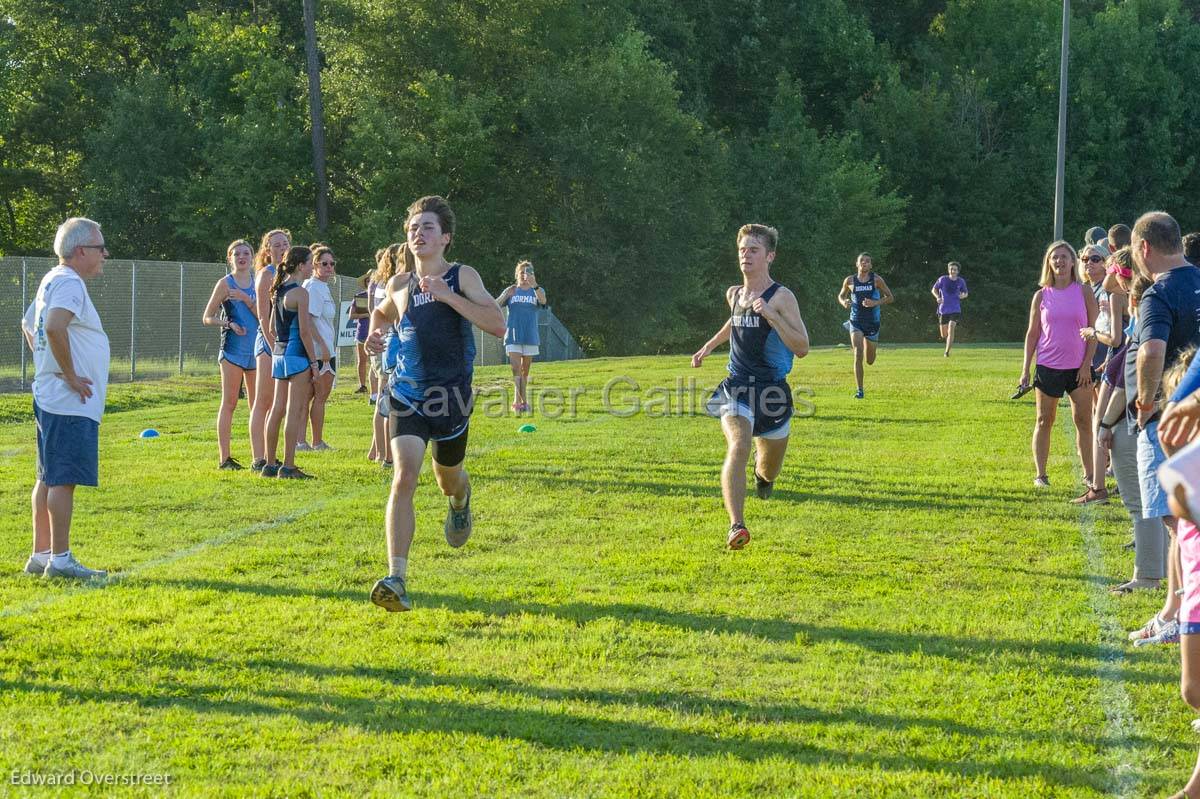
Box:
[1019,240,1099,489]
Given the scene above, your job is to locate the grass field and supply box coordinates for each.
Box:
[0,345,1194,797]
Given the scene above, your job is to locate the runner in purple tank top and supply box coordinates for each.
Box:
[1019,240,1099,490]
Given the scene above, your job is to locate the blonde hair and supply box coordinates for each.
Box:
[254,228,291,273]
[1038,240,1079,287]
[373,243,413,285]
[1163,345,1199,408]
[515,260,533,281]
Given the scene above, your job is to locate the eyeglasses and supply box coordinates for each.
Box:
[320,259,336,267]
[1081,255,1104,263]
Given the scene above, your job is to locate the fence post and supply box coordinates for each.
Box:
[20,258,28,389]
[130,261,137,381]
[178,263,185,374]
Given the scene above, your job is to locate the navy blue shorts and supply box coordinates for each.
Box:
[34,401,99,487]
[706,377,794,439]
[844,319,880,342]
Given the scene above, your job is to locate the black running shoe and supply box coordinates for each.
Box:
[754,471,774,500]
[277,465,313,480]
[260,463,279,478]
[219,457,244,471]
[1011,383,1033,400]
[251,458,267,472]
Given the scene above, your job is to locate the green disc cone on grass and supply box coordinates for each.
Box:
[518,424,537,433]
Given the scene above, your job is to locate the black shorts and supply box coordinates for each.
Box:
[938,312,961,324]
[388,410,470,466]
[1034,365,1081,399]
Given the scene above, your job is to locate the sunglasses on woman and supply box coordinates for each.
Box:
[1081,255,1104,263]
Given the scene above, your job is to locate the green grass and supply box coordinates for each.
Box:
[0,345,1193,796]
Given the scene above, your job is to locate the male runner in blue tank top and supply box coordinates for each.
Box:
[365,196,506,612]
[692,224,810,549]
[838,253,894,399]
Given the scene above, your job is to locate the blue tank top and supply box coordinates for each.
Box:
[504,287,541,346]
[221,274,258,358]
[849,272,880,325]
[391,264,477,403]
[727,283,793,383]
[271,282,308,359]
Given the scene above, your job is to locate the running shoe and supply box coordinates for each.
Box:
[370,576,412,612]
[754,470,774,500]
[250,458,267,472]
[727,522,750,550]
[43,554,107,581]
[1033,475,1050,488]
[369,393,378,404]
[1011,383,1033,400]
[445,489,473,548]
[355,385,369,394]
[854,388,864,400]
[1133,617,1180,646]
[219,457,244,471]
[296,441,313,452]
[260,463,280,478]
[313,442,334,451]
[23,555,47,575]
[277,465,314,480]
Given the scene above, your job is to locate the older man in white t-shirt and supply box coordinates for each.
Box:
[19,217,111,580]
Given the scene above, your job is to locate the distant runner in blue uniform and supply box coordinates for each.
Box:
[838,253,894,399]
[249,228,291,472]
[366,196,506,612]
[692,224,810,550]
[496,260,547,413]
[201,239,259,470]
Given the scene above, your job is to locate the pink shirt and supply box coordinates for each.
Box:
[1037,283,1087,369]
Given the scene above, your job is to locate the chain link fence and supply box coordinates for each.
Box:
[2,256,582,393]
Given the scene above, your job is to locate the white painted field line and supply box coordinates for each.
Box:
[1064,420,1140,798]
[1,488,370,619]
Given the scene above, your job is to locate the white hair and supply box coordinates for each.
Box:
[53,217,102,259]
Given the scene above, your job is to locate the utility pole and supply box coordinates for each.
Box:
[1053,0,1070,240]
[303,0,330,234]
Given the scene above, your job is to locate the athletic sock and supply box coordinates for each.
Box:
[51,550,72,567]
[30,549,51,565]
[389,556,408,580]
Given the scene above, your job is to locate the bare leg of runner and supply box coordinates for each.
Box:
[851,330,865,394]
[721,414,752,525]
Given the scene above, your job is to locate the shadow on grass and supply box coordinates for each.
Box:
[0,658,1114,793]
[137,577,1173,689]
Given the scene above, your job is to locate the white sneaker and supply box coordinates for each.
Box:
[43,554,107,580]
[296,441,313,452]
[23,555,48,575]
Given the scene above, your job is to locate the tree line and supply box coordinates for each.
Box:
[4,0,1200,352]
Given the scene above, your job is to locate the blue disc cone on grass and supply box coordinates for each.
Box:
[140,429,160,438]
[518,424,536,433]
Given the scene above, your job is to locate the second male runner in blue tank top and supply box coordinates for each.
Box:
[692,224,810,550]
[365,196,506,612]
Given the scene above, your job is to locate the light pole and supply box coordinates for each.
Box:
[1053,0,1070,240]
[303,0,330,235]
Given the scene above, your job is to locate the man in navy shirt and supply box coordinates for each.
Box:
[1128,211,1200,647]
